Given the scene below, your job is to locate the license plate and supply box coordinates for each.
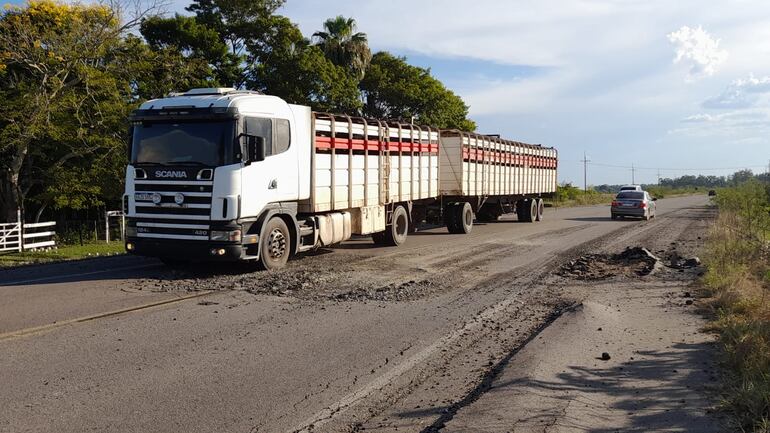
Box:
[134,192,155,202]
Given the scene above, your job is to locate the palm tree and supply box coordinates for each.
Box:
[313,16,372,79]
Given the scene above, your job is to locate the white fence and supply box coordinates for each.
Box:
[0,210,57,253]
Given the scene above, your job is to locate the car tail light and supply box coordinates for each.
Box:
[611,201,620,207]
[639,202,647,208]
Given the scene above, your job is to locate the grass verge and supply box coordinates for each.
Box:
[701,180,770,432]
[0,241,125,268]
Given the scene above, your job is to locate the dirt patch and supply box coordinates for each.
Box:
[558,247,660,280]
[131,251,447,302]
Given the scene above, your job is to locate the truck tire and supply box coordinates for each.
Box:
[449,202,473,234]
[384,205,409,246]
[535,199,545,221]
[259,217,291,270]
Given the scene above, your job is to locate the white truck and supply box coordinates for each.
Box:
[123,88,558,269]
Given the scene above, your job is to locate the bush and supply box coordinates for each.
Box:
[703,179,770,432]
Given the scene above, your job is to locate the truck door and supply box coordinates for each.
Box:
[241,117,298,217]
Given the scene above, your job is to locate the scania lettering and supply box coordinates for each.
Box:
[123,88,558,269]
[155,170,189,179]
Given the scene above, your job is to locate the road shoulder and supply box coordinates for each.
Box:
[443,278,722,432]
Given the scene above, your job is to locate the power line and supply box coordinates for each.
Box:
[577,161,768,172]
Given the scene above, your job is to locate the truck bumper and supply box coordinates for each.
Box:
[125,238,247,261]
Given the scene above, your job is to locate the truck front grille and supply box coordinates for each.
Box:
[131,180,213,240]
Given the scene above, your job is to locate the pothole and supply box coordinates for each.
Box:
[558,247,661,280]
[558,246,703,281]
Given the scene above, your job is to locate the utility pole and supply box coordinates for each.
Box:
[631,163,635,184]
[581,152,590,192]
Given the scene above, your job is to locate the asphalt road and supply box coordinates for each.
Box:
[0,195,711,433]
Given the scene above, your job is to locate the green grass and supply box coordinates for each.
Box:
[700,180,770,432]
[0,241,125,267]
[547,192,614,208]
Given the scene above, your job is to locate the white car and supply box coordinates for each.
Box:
[618,184,643,192]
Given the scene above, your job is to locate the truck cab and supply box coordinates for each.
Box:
[124,88,311,268]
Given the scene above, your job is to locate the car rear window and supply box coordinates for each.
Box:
[620,187,637,191]
[616,192,644,199]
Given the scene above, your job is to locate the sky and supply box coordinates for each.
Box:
[276,0,770,186]
[13,0,770,185]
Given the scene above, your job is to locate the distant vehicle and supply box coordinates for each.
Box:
[611,190,657,220]
[708,189,717,196]
[619,184,643,192]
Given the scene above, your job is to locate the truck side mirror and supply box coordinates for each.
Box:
[243,135,265,165]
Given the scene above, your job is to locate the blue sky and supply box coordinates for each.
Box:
[13,0,770,185]
[279,0,770,186]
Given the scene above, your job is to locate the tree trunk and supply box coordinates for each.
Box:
[0,144,29,222]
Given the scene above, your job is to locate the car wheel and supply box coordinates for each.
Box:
[611,214,617,220]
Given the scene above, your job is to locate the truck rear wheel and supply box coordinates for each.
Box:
[535,199,545,221]
[259,217,291,270]
[448,202,473,234]
[384,205,409,246]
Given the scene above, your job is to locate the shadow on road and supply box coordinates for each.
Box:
[398,341,720,432]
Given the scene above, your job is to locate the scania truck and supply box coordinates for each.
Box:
[123,88,558,269]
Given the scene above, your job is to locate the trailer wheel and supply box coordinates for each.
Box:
[535,199,545,221]
[449,202,473,234]
[259,217,291,270]
[384,205,409,246]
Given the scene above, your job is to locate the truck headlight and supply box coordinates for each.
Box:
[210,229,241,242]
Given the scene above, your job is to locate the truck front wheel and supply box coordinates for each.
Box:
[259,217,291,270]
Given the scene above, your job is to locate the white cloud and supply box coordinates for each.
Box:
[702,74,770,109]
[667,26,728,80]
[674,109,770,137]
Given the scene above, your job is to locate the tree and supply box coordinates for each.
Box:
[248,16,361,113]
[361,52,476,131]
[186,0,285,88]
[0,0,157,221]
[139,15,231,90]
[313,15,371,80]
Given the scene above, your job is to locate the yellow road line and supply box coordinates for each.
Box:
[0,290,214,342]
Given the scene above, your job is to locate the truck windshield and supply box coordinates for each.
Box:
[131,120,236,167]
